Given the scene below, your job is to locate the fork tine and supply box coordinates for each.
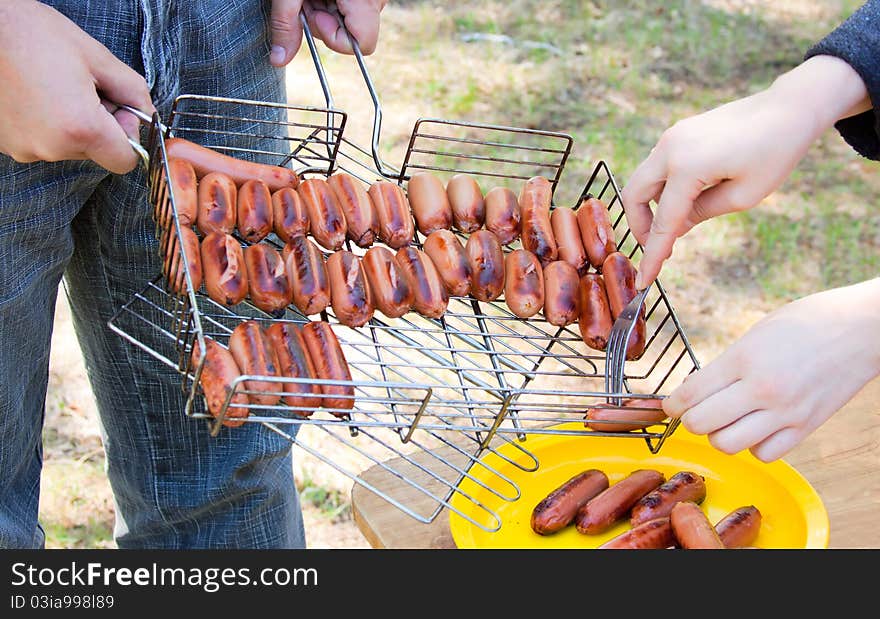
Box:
[604,287,649,406]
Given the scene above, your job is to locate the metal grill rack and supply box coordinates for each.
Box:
[109,20,700,532]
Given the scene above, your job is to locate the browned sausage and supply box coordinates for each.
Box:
[466,230,505,302]
[328,172,378,248]
[165,158,198,227]
[422,229,471,297]
[300,321,354,415]
[584,397,667,432]
[394,247,449,319]
[164,137,299,191]
[283,234,330,316]
[326,251,374,328]
[164,225,203,295]
[577,196,617,269]
[575,469,665,535]
[551,206,589,275]
[228,320,282,407]
[265,323,322,416]
[631,471,707,526]
[272,187,309,243]
[484,186,520,246]
[518,176,558,265]
[599,517,676,549]
[237,179,273,243]
[531,470,609,535]
[243,244,291,317]
[542,260,579,327]
[362,246,414,319]
[407,172,453,235]
[578,273,613,351]
[715,506,762,549]
[504,249,544,318]
[298,177,347,250]
[201,232,249,306]
[368,181,415,249]
[197,172,237,235]
[670,501,725,549]
[191,337,249,428]
[602,251,646,360]
[446,174,484,233]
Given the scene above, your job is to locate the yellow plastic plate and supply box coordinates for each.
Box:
[449,423,829,548]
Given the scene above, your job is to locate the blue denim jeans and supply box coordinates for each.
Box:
[0,0,305,548]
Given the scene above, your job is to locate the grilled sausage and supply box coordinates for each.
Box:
[715,506,762,549]
[197,172,237,235]
[243,244,291,317]
[504,249,544,318]
[599,517,676,549]
[446,174,485,233]
[466,230,505,302]
[165,158,198,227]
[670,501,725,549]
[578,273,613,351]
[531,469,609,535]
[577,196,617,269]
[298,177,347,250]
[584,397,667,432]
[602,251,646,360]
[368,181,415,249]
[191,337,249,428]
[542,260,580,326]
[631,471,707,526]
[518,176,558,265]
[283,234,330,316]
[328,172,378,248]
[551,206,589,275]
[363,246,414,319]
[272,187,309,243]
[237,179,273,243]
[484,186,520,246]
[201,232,249,306]
[265,323,322,415]
[164,225,202,295]
[575,469,665,535]
[326,250,374,328]
[395,247,449,319]
[422,229,471,297]
[228,321,282,407]
[407,172,453,235]
[164,137,299,191]
[300,321,354,414]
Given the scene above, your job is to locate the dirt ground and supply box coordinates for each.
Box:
[39,1,877,548]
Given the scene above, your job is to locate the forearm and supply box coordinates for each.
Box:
[843,277,880,376]
[768,55,870,137]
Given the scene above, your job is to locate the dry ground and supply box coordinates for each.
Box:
[40,1,878,548]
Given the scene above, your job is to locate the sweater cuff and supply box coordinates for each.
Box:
[805,1,880,160]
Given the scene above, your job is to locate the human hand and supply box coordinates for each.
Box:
[270,0,387,67]
[0,0,154,174]
[621,55,870,289]
[663,279,880,462]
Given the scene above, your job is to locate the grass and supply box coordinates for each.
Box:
[298,475,352,522]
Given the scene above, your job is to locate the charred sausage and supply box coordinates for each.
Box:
[237,179,273,243]
[164,225,202,295]
[283,234,330,316]
[197,172,237,235]
[328,172,378,248]
[326,250,374,328]
[300,321,354,415]
[504,249,544,318]
[542,260,580,327]
[446,174,485,233]
[577,273,613,351]
[551,206,589,275]
[272,187,309,243]
[484,186,520,246]
[575,469,665,535]
[466,230,505,302]
[631,471,707,526]
[243,244,291,317]
[422,229,471,297]
[602,251,646,360]
[201,232,249,306]
[362,246,414,319]
[265,323,322,416]
[165,158,198,227]
[368,181,415,249]
[228,320,282,407]
[577,196,617,269]
[531,470,609,535]
[191,337,249,428]
[298,177,347,250]
[518,176,558,265]
[599,517,676,549]
[394,247,449,319]
[584,397,667,432]
[670,501,725,549]
[715,506,762,549]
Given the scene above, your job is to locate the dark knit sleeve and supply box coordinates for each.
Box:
[805,1,880,160]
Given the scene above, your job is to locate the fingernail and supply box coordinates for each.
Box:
[270,45,286,65]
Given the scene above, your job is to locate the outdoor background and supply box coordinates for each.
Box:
[43,0,878,548]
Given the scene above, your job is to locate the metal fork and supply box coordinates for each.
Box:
[604,287,650,406]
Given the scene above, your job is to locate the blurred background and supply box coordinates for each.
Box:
[43,0,878,548]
